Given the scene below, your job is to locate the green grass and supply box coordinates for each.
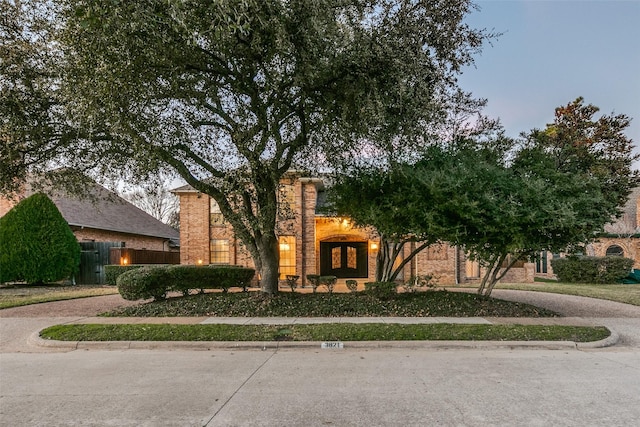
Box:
[486,282,640,306]
[0,285,118,309]
[105,290,558,318]
[40,323,611,343]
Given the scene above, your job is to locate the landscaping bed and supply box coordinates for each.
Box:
[106,290,558,318]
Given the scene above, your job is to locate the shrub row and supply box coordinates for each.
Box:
[104,265,146,285]
[550,256,633,284]
[116,265,256,301]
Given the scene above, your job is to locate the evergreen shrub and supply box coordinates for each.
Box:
[116,265,255,301]
[0,193,80,284]
[104,265,144,285]
[551,256,633,284]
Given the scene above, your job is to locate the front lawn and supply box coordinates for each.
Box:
[483,282,640,306]
[106,290,558,318]
[0,284,118,309]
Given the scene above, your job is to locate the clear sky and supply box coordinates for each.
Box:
[458,0,640,163]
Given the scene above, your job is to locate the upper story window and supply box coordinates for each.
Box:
[210,198,226,226]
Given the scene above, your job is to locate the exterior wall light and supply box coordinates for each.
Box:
[370,242,379,251]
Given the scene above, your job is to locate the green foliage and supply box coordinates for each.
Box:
[104,265,144,285]
[345,280,358,293]
[284,275,299,293]
[0,193,80,284]
[402,275,437,293]
[550,256,634,284]
[319,275,337,294]
[0,1,71,195]
[116,266,169,301]
[46,0,495,294]
[306,275,321,293]
[169,265,256,294]
[116,265,256,301]
[364,282,398,300]
[329,98,638,296]
[107,291,558,318]
[40,323,611,343]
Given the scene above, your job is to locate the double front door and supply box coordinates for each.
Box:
[320,241,368,278]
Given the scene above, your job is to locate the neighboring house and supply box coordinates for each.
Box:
[174,172,534,287]
[533,187,640,278]
[0,178,180,284]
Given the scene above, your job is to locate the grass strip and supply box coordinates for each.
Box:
[40,323,610,343]
[492,282,640,306]
[0,287,118,309]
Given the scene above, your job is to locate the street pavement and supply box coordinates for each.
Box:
[1,291,640,426]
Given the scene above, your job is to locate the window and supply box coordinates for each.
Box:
[279,236,296,278]
[465,259,480,278]
[536,251,548,274]
[606,245,624,257]
[210,239,229,264]
[210,199,225,226]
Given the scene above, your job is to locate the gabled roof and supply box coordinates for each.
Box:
[25,180,180,242]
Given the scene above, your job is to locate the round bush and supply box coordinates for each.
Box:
[117,266,170,301]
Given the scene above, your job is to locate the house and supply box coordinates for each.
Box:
[174,172,534,287]
[0,178,180,283]
[534,187,640,278]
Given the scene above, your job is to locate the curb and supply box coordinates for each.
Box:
[29,327,619,351]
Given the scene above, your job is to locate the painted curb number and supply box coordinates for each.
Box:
[321,342,344,349]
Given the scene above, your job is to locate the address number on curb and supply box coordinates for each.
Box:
[321,342,344,349]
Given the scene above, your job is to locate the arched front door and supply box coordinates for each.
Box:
[320,241,368,278]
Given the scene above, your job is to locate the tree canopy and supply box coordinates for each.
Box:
[0,0,493,293]
[328,99,639,295]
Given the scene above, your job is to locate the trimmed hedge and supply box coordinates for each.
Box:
[104,265,145,285]
[551,256,634,284]
[117,266,170,301]
[116,265,256,301]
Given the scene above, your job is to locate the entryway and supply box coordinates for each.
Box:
[319,241,368,278]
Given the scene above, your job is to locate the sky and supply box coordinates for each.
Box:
[457,0,640,164]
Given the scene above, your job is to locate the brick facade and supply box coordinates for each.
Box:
[175,175,536,286]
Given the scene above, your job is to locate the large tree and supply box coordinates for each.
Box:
[326,135,510,283]
[328,99,638,295]
[0,0,74,195]
[24,0,492,294]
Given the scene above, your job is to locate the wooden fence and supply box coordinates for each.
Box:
[110,248,180,266]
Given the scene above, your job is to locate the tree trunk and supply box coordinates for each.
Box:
[257,233,280,295]
[376,238,431,282]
